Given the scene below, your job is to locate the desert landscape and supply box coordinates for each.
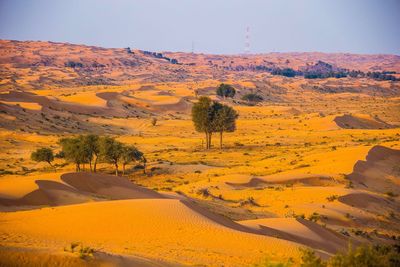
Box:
[0,39,399,266]
[0,1,400,266]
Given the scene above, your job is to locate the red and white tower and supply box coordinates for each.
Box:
[244,26,250,54]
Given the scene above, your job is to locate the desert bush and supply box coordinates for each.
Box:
[326,195,338,202]
[151,117,157,126]
[216,83,236,98]
[242,93,263,103]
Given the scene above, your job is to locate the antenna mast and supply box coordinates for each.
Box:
[244,26,250,54]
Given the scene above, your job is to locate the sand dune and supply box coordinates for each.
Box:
[338,192,399,214]
[0,90,118,117]
[61,172,165,200]
[334,114,395,129]
[0,199,301,266]
[226,174,335,188]
[347,145,400,194]
[0,244,184,267]
[0,180,93,209]
[238,218,348,255]
[0,172,165,210]
[151,97,192,113]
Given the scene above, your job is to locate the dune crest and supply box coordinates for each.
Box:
[347,145,400,194]
[334,114,395,129]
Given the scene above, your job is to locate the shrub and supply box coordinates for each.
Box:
[326,195,338,202]
[216,83,236,98]
[242,93,263,103]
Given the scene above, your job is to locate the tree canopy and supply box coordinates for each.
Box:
[216,83,236,98]
[57,135,144,176]
[31,147,54,167]
[192,96,238,149]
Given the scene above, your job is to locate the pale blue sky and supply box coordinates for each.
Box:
[0,0,399,54]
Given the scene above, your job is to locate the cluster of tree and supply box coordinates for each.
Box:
[303,71,348,79]
[192,97,238,149]
[64,61,83,68]
[366,71,398,81]
[348,70,398,81]
[241,93,263,104]
[31,135,145,176]
[271,68,298,77]
[141,50,179,64]
[216,83,236,98]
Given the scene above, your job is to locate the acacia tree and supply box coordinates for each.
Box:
[216,83,236,99]
[192,96,239,149]
[213,104,238,149]
[81,134,100,172]
[121,145,143,176]
[99,137,124,176]
[31,147,55,168]
[192,96,215,149]
[59,137,89,172]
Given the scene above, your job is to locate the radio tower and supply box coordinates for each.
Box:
[244,26,250,54]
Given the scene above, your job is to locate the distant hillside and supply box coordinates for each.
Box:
[0,39,399,90]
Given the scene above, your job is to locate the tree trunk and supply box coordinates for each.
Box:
[115,163,119,176]
[93,156,97,173]
[122,164,126,176]
[89,160,92,172]
[143,157,147,174]
[208,132,212,149]
[205,132,209,149]
[48,161,56,172]
[220,131,223,149]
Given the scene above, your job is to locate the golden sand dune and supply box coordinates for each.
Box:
[0,180,92,208]
[347,145,400,194]
[334,114,395,129]
[0,246,182,267]
[0,198,301,266]
[338,192,399,214]
[226,174,336,188]
[0,172,165,210]
[152,162,216,174]
[61,172,165,200]
[238,218,348,255]
[0,90,117,117]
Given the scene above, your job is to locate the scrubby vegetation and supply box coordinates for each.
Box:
[256,244,400,267]
[35,135,145,176]
[301,244,400,267]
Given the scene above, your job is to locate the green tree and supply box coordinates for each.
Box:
[213,103,238,149]
[216,83,236,99]
[192,96,215,149]
[81,134,100,172]
[99,137,124,176]
[59,137,89,172]
[121,145,143,175]
[31,147,55,168]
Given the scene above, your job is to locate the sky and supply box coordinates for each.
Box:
[0,0,399,55]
